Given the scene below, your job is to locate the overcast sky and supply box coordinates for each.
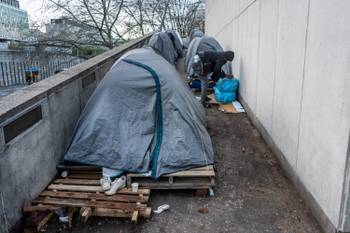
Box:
[20,0,60,24]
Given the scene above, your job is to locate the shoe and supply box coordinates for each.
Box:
[105,175,126,195]
[100,176,111,191]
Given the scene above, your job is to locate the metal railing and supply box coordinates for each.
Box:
[0,60,77,87]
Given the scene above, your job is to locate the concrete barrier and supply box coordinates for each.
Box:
[0,34,152,232]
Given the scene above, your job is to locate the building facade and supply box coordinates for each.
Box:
[45,17,99,48]
[0,0,28,41]
[205,1,350,233]
[0,0,19,8]
[45,17,72,37]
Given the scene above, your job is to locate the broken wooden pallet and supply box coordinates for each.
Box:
[24,170,151,230]
[126,165,215,194]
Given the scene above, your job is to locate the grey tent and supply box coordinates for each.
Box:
[189,29,204,42]
[166,29,184,59]
[64,47,214,178]
[147,32,179,65]
[185,36,233,77]
[184,29,204,48]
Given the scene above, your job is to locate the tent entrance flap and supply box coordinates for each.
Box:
[122,59,163,179]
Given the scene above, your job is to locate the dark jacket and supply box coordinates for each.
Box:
[198,51,234,82]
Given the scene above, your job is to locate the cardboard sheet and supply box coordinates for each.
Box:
[208,94,245,114]
[218,104,237,113]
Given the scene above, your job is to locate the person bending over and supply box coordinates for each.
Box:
[192,51,234,106]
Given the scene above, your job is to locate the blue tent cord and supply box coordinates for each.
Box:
[122,59,163,179]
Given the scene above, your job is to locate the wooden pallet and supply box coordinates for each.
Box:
[24,169,151,230]
[126,165,215,192]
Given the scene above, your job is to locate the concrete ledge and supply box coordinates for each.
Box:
[238,94,337,233]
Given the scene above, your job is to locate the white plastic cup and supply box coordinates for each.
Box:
[61,170,69,178]
[131,182,139,192]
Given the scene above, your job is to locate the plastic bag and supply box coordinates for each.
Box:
[214,78,239,103]
[215,78,239,92]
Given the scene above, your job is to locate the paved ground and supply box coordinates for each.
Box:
[45,108,322,233]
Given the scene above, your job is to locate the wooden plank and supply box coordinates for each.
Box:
[47,184,150,195]
[93,207,152,219]
[93,208,132,218]
[23,205,60,212]
[80,207,92,223]
[40,191,149,203]
[195,189,208,197]
[126,176,132,188]
[131,211,139,223]
[67,174,102,179]
[136,182,213,189]
[48,184,103,192]
[57,165,101,171]
[70,171,102,175]
[141,176,212,185]
[142,207,152,218]
[128,176,215,188]
[37,212,53,231]
[26,211,53,232]
[211,177,216,185]
[164,170,215,177]
[67,207,74,228]
[54,179,100,186]
[189,165,214,171]
[116,187,150,195]
[127,166,214,178]
[32,197,147,211]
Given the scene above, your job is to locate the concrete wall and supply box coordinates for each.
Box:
[0,34,151,233]
[206,0,350,232]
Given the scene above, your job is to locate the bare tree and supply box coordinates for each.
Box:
[166,0,204,37]
[45,0,205,49]
[123,0,204,38]
[47,0,126,48]
[123,0,170,37]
